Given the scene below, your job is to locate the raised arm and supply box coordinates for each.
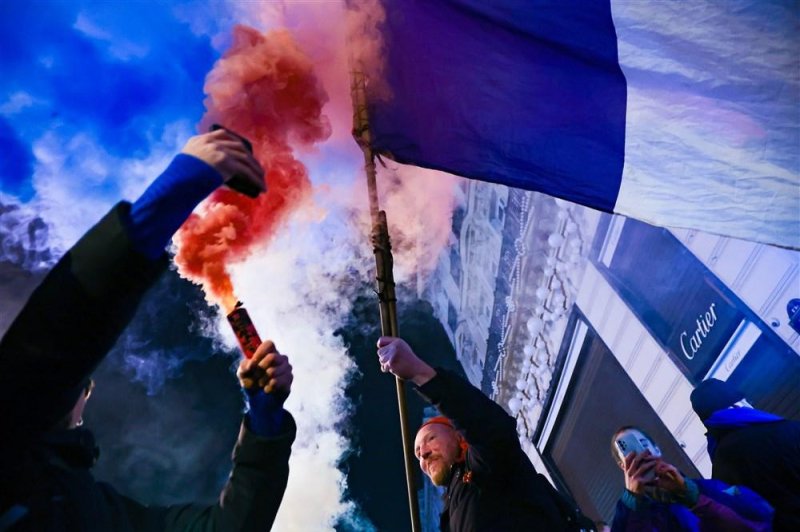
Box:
[376,336,519,459]
[0,129,264,440]
[123,340,296,532]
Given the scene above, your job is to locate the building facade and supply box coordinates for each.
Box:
[421,180,800,525]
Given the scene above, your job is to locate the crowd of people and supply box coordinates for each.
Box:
[378,338,798,532]
[0,130,797,531]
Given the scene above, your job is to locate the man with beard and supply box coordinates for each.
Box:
[376,336,571,531]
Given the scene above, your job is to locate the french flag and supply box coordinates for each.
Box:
[365,0,799,249]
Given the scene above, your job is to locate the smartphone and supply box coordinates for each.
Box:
[209,124,262,198]
[615,430,661,481]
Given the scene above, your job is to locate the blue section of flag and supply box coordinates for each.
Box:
[368,0,627,212]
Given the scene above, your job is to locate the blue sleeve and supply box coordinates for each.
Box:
[128,154,223,259]
[695,478,774,523]
[244,388,287,438]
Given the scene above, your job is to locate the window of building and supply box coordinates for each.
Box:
[452,205,466,238]
[449,245,462,287]
[448,302,459,335]
[541,323,699,523]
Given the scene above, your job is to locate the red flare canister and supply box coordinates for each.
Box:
[226,302,262,358]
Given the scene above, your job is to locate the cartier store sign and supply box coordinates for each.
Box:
[666,284,742,382]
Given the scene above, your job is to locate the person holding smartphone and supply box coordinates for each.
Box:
[609,426,773,531]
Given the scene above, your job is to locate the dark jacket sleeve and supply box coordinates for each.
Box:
[695,479,774,529]
[611,481,774,532]
[0,202,168,438]
[415,368,520,474]
[610,499,634,531]
[123,414,297,532]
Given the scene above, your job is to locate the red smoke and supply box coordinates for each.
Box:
[174,25,331,311]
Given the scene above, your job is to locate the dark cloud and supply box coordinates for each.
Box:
[0,200,55,270]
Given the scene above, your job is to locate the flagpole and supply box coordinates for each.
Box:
[351,69,422,532]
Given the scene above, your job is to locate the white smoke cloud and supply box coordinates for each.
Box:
[28,121,194,249]
[213,189,373,529]
[190,4,459,526]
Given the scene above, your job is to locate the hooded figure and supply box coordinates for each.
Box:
[690,379,800,532]
[0,129,297,531]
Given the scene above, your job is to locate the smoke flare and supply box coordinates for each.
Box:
[174,25,331,311]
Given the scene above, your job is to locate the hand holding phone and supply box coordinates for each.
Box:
[622,450,659,495]
[616,429,662,492]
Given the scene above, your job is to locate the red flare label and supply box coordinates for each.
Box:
[226,303,262,359]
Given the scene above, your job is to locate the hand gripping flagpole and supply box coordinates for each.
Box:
[351,69,422,532]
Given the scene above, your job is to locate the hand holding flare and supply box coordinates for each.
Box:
[237,340,293,398]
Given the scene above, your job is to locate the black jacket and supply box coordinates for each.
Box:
[0,203,295,531]
[709,419,800,532]
[415,369,566,531]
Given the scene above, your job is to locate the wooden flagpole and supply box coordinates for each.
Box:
[351,69,422,532]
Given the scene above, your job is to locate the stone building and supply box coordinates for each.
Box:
[420,179,800,524]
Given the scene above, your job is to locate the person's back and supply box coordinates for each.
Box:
[710,419,800,531]
[690,378,800,531]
